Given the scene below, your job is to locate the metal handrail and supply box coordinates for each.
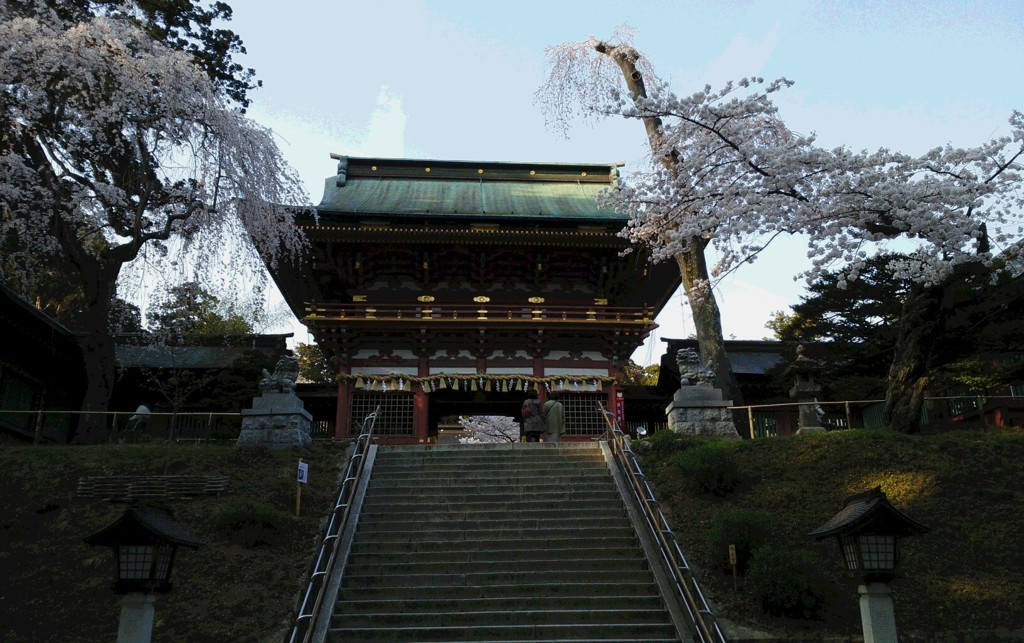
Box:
[598,402,727,643]
[287,406,379,643]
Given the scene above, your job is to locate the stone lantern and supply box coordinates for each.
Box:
[809,487,928,643]
[85,504,203,643]
[785,344,825,434]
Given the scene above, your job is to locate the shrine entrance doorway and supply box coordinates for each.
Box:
[429,390,523,431]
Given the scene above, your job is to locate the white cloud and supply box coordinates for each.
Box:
[363,86,408,157]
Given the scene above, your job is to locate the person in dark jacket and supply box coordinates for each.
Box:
[521,390,546,442]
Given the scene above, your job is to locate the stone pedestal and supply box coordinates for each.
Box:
[117,593,155,643]
[237,392,313,448]
[858,582,898,643]
[666,385,740,439]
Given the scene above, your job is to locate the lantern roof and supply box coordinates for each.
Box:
[84,505,204,549]
[809,486,929,540]
[315,156,625,221]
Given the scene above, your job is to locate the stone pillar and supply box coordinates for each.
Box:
[237,391,313,448]
[786,344,825,435]
[117,593,155,643]
[666,384,740,439]
[858,582,898,643]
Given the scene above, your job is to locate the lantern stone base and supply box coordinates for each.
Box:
[666,385,740,439]
[117,593,155,643]
[237,392,313,448]
[858,582,898,643]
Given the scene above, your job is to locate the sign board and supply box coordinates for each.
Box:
[728,544,737,566]
[297,461,309,485]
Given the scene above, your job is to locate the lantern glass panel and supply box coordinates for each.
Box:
[153,544,175,582]
[859,534,896,571]
[840,535,860,570]
[118,545,155,580]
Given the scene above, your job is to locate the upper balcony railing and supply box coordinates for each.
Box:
[304,302,656,326]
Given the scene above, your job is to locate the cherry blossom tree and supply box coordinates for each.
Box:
[539,30,1024,432]
[458,416,521,444]
[0,4,309,440]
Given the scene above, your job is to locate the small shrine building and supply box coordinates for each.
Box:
[270,157,680,443]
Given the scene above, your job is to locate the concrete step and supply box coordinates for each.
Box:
[344,555,650,577]
[348,545,645,564]
[335,594,664,614]
[357,497,624,516]
[356,513,629,532]
[349,525,638,543]
[333,606,673,628]
[336,580,664,602]
[341,568,656,589]
[364,470,612,486]
[363,483,618,499]
[326,622,679,642]
[349,535,642,555]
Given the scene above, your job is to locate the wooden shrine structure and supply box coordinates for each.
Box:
[270,157,680,443]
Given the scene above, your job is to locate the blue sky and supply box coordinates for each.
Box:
[227,0,1023,363]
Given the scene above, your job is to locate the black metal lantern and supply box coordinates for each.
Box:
[85,504,203,594]
[809,487,927,582]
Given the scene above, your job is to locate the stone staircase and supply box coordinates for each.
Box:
[326,442,684,642]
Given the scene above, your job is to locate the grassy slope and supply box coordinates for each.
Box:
[1,431,1022,641]
[0,442,347,643]
[643,429,1024,640]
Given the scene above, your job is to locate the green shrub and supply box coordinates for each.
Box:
[747,544,826,619]
[672,439,739,495]
[640,428,687,459]
[707,509,773,574]
[212,499,287,547]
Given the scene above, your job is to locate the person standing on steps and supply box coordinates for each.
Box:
[542,390,565,443]
[521,389,546,442]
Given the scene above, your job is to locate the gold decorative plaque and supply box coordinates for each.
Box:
[473,296,491,303]
[417,295,435,303]
[528,297,545,304]
[352,294,367,302]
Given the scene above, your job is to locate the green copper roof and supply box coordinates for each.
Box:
[315,157,625,221]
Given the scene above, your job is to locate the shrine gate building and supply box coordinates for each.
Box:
[270,157,681,443]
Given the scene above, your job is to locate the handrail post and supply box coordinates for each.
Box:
[747,406,755,439]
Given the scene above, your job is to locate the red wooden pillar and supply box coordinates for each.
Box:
[532,355,545,397]
[335,379,352,439]
[414,357,429,443]
[611,385,625,428]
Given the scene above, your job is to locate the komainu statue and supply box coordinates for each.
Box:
[676,348,715,387]
[260,356,300,394]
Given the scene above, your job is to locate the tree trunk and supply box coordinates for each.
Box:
[596,40,741,405]
[883,283,946,433]
[676,248,743,405]
[70,265,120,443]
